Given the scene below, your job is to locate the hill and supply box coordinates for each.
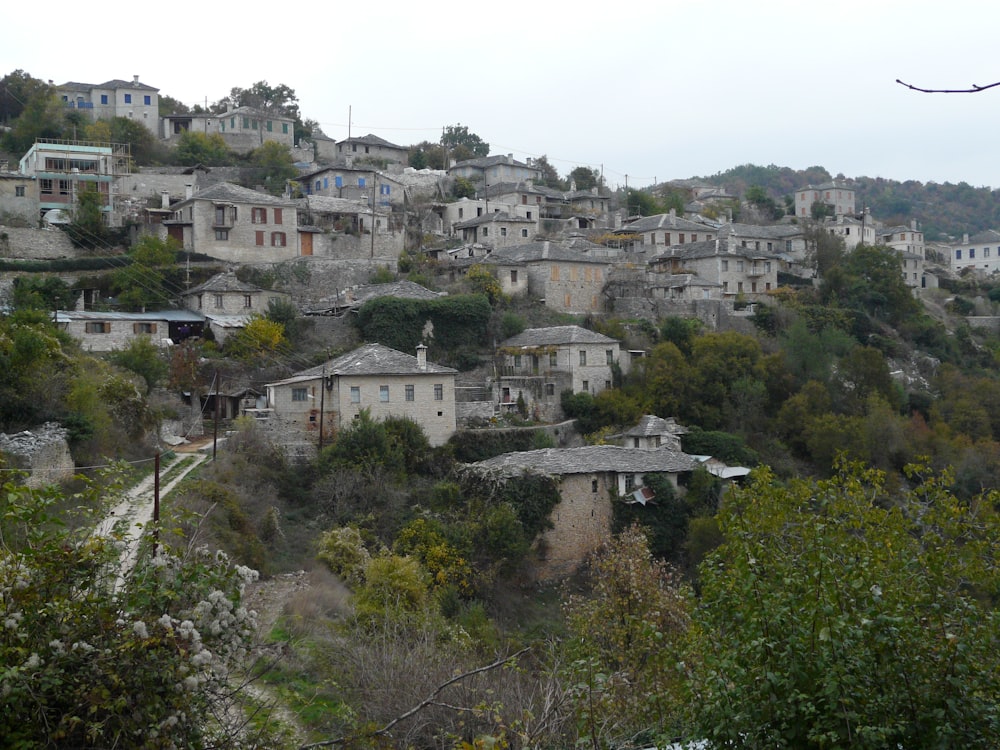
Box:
[696,163,1000,241]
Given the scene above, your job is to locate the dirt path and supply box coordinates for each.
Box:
[92,451,208,591]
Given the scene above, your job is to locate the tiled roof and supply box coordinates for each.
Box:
[472,445,697,477]
[269,343,456,386]
[500,325,618,348]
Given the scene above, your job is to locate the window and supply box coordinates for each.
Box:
[273,208,283,224]
[215,229,229,241]
[251,119,258,130]
[214,294,224,308]
[85,322,109,334]
[592,479,599,493]
[482,227,488,236]
[243,295,252,309]
[521,228,528,238]
[282,123,289,134]
[255,230,264,246]
[625,474,636,492]
[100,94,108,104]
[738,281,744,292]
[579,350,587,366]
[133,322,157,334]
[271,232,287,247]
[405,384,414,402]
[350,386,361,403]
[58,180,70,195]
[379,385,389,402]
[458,208,464,219]
[144,95,151,105]
[970,248,976,259]
[514,354,522,368]
[510,270,518,283]
[545,383,555,396]
[721,259,729,271]
[723,281,729,292]
[605,380,611,390]
[15,186,24,197]
[266,120,273,132]
[40,179,52,195]
[582,380,589,392]
[606,350,614,365]
[434,384,443,401]
[292,388,308,402]
[230,117,235,128]
[500,227,507,237]
[124,94,132,104]
[679,233,685,243]
[526,210,532,219]
[358,177,366,188]
[987,248,992,258]
[252,207,266,224]
[956,250,962,260]
[691,234,698,242]
[549,352,558,367]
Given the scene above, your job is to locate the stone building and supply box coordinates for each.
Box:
[471,445,696,580]
[264,343,458,450]
[55,310,205,352]
[56,76,160,136]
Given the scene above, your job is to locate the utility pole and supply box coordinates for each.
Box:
[318,366,326,451]
[152,451,160,555]
[370,174,376,258]
[212,371,220,461]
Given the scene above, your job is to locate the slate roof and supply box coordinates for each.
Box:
[620,213,718,234]
[623,415,689,438]
[55,309,204,323]
[172,182,296,208]
[647,273,721,289]
[966,229,1000,244]
[338,133,405,150]
[483,239,614,264]
[650,238,775,263]
[500,325,619,348]
[452,154,537,170]
[268,343,456,386]
[61,79,159,91]
[721,222,803,240]
[472,445,697,477]
[183,272,267,296]
[484,182,568,200]
[453,211,535,229]
[300,195,375,215]
[306,281,443,314]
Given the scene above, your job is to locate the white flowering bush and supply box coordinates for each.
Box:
[0,476,260,748]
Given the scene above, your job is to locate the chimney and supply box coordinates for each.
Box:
[963,233,969,244]
[133,75,140,84]
[416,344,428,370]
[185,183,193,200]
[669,208,677,226]
[911,219,917,230]
[160,190,170,209]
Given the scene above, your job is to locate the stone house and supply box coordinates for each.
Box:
[823,211,877,252]
[496,325,625,420]
[449,154,542,186]
[794,180,855,219]
[0,170,37,226]
[453,211,536,249]
[296,166,406,209]
[56,76,160,136]
[481,239,618,314]
[214,106,295,153]
[950,229,1000,275]
[335,134,409,168]
[180,271,289,342]
[615,414,687,450]
[470,445,696,580]
[616,210,719,251]
[720,222,805,259]
[264,343,458,448]
[55,309,205,352]
[163,182,300,262]
[650,237,778,298]
[880,222,926,288]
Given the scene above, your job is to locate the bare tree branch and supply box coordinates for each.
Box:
[896,78,1000,94]
[297,647,532,750]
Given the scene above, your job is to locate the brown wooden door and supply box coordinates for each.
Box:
[300,232,313,256]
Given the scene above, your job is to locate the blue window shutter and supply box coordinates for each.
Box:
[335,176,343,188]
[315,180,321,191]
[358,177,366,188]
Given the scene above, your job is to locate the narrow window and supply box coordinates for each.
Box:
[545,383,555,396]
[243,295,252,308]
[510,270,518,283]
[379,385,389,402]
[101,94,108,104]
[274,208,283,225]
[582,380,589,392]
[350,386,360,403]
[606,350,613,365]
[144,95,151,105]
[405,385,414,402]
[549,352,558,367]
[15,186,24,197]
[214,294,224,308]
[255,230,264,246]
[271,232,286,247]
[124,94,132,104]
[434,384,443,401]
[579,350,587,366]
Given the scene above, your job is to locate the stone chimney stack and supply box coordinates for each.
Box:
[185,184,193,200]
[416,344,427,370]
[133,75,140,84]
[161,191,170,209]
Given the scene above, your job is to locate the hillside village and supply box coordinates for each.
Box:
[3,72,1000,749]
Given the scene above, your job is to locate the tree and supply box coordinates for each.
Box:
[111,236,179,310]
[108,336,169,393]
[441,124,489,158]
[223,314,287,362]
[568,166,600,191]
[65,184,110,249]
[0,473,264,748]
[10,276,79,311]
[1,84,64,156]
[158,93,190,116]
[408,141,445,170]
[247,140,296,195]
[173,131,233,166]
[0,69,51,125]
[533,154,565,189]
[221,80,300,121]
[563,525,691,748]
[690,463,1000,749]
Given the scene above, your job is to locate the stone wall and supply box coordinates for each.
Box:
[534,472,614,582]
[0,423,74,488]
[0,226,82,259]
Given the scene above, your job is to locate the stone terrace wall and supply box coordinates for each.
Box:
[0,226,82,259]
[0,423,74,488]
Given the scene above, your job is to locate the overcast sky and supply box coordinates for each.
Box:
[6,0,1000,190]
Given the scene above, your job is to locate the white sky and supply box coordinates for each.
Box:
[6,0,1000,190]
